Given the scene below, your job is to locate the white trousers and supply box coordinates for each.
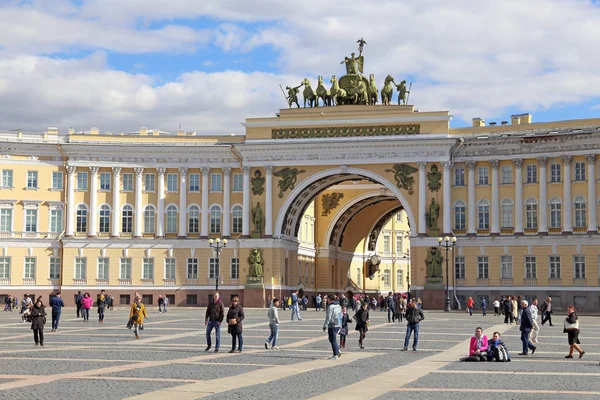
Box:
[530,320,540,342]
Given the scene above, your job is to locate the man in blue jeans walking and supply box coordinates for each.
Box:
[49,292,65,332]
[323,295,342,360]
[205,291,225,353]
[386,292,395,323]
[290,290,302,320]
[402,298,424,351]
[518,299,537,356]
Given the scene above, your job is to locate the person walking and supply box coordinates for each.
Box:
[4,295,12,312]
[205,291,225,353]
[75,291,83,318]
[402,298,424,351]
[49,292,64,332]
[163,295,168,312]
[129,295,148,339]
[396,295,406,322]
[265,298,280,350]
[97,291,106,323]
[511,296,519,324]
[386,292,395,323]
[503,296,514,324]
[480,298,487,317]
[81,292,93,322]
[518,300,536,356]
[467,297,474,316]
[529,299,540,344]
[493,298,500,316]
[541,297,553,326]
[31,298,46,347]
[290,290,302,321]
[323,295,342,360]
[227,296,244,353]
[157,295,164,313]
[564,305,584,359]
[339,306,352,349]
[355,301,370,349]
[316,294,322,311]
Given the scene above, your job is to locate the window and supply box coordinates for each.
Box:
[52,171,63,189]
[231,258,239,279]
[574,196,586,228]
[454,201,466,230]
[142,258,154,279]
[396,213,403,223]
[550,163,561,183]
[166,205,177,233]
[549,255,561,279]
[187,295,198,305]
[574,255,586,279]
[189,173,200,191]
[383,270,390,287]
[1,170,13,187]
[453,168,465,186]
[455,256,465,279]
[24,257,36,279]
[210,173,222,191]
[99,205,110,233]
[74,257,87,279]
[525,256,537,278]
[76,205,88,233]
[209,258,218,279]
[144,205,155,233]
[232,205,243,234]
[26,171,38,189]
[501,198,513,228]
[477,256,489,279]
[120,258,132,280]
[99,172,111,190]
[167,173,178,192]
[232,173,243,192]
[525,198,538,229]
[165,258,176,280]
[188,205,199,233]
[77,172,88,190]
[122,173,133,191]
[121,205,133,233]
[210,205,221,233]
[500,256,512,279]
[526,165,537,183]
[97,258,109,280]
[49,257,60,279]
[501,165,513,184]
[550,198,562,228]
[0,257,10,279]
[0,209,11,232]
[187,258,198,279]
[478,167,489,185]
[120,294,131,305]
[395,235,403,253]
[574,162,586,181]
[25,209,37,232]
[396,269,403,287]
[145,173,155,191]
[383,235,391,253]
[477,199,490,229]
[50,209,63,233]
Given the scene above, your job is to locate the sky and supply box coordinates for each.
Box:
[1,0,600,135]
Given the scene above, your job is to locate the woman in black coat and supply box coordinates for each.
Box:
[227,296,245,353]
[355,301,370,349]
[564,305,584,359]
[31,298,46,346]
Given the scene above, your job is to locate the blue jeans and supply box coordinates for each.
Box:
[267,324,279,347]
[83,308,90,321]
[98,308,105,321]
[290,304,301,320]
[328,327,340,356]
[388,307,394,322]
[163,303,167,312]
[404,323,420,350]
[51,311,61,330]
[206,321,221,349]
[468,307,473,316]
[231,332,243,351]
[520,328,535,354]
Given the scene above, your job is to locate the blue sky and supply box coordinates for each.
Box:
[0,0,599,133]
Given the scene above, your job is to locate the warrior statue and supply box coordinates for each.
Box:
[340,52,363,75]
[356,37,367,56]
[285,84,302,108]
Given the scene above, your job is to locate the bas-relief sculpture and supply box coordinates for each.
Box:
[385,164,418,195]
[427,164,442,192]
[321,193,344,216]
[251,169,265,195]
[248,248,264,278]
[426,247,443,278]
[273,167,306,198]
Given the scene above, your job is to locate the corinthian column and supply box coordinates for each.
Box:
[538,157,548,234]
[242,166,251,237]
[201,167,209,237]
[111,167,122,238]
[586,154,597,232]
[442,161,452,235]
[490,160,499,235]
[222,167,231,237]
[88,167,99,238]
[466,160,476,235]
[134,168,144,238]
[265,166,274,237]
[178,167,188,238]
[562,155,572,233]
[156,168,165,238]
[417,162,427,235]
[66,166,76,237]
[513,159,523,235]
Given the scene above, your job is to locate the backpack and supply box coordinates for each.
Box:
[493,344,510,362]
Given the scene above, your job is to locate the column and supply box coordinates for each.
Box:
[111,167,122,238]
[442,161,452,235]
[242,166,251,237]
[201,167,209,237]
[490,160,499,235]
[66,166,76,237]
[222,167,231,237]
[586,154,597,232]
[538,157,548,234]
[466,160,476,235]
[178,167,188,238]
[156,168,165,238]
[265,166,273,237]
[88,166,99,237]
[562,155,572,233]
[514,159,523,235]
[417,162,427,235]
[134,168,144,238]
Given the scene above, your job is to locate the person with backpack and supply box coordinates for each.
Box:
[480,299,487,317]
[487,331,511,362]
[402,298,424,351]
[355,301,370,349]
[323,294,342,360]
[265,298,280,350]
[97,291,107,323]
[290,290,302,321]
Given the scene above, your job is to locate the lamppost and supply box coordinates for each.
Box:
[402,249,411,297]
[437,236,457,312]
[209,238,227,292]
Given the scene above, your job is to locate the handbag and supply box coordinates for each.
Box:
[228,318,238,325]
[564,319,579,331]
[42,316,46,324]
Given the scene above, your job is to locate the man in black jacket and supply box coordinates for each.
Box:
[518,300,537,355]
[503,296,513,324]
[540,297,553,326]
[386,292,395,323]
[75,291,83,318]
[402,298,424,351]
[205,291,225,353]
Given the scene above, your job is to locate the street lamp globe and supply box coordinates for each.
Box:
[437,237,443,243]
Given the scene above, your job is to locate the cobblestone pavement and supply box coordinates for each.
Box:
[0,306,599,399]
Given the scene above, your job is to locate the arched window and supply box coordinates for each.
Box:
[76,204,88,233]
[210,205,221,233]
[549,198,561,228]
[122,205,133,233]
[477,199,489,230]
[453,201,466,230]
[525,198,537,229]
[232,205,243,234]
[501,198,513,228]
[99,205,110,233]
[188,205,200,233]
[166,205,178,234]
[144,205,156,234]
[574,196,587,228]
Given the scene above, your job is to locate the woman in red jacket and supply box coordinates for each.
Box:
[467,297,475,316]
[462,327,488,361]
[80,292,93,322]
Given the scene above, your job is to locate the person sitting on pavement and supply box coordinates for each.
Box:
[461,327,488,361]
[487,331,511,362]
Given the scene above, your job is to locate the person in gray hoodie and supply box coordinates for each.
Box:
[265,298,280,350]
[323,295,342,360]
